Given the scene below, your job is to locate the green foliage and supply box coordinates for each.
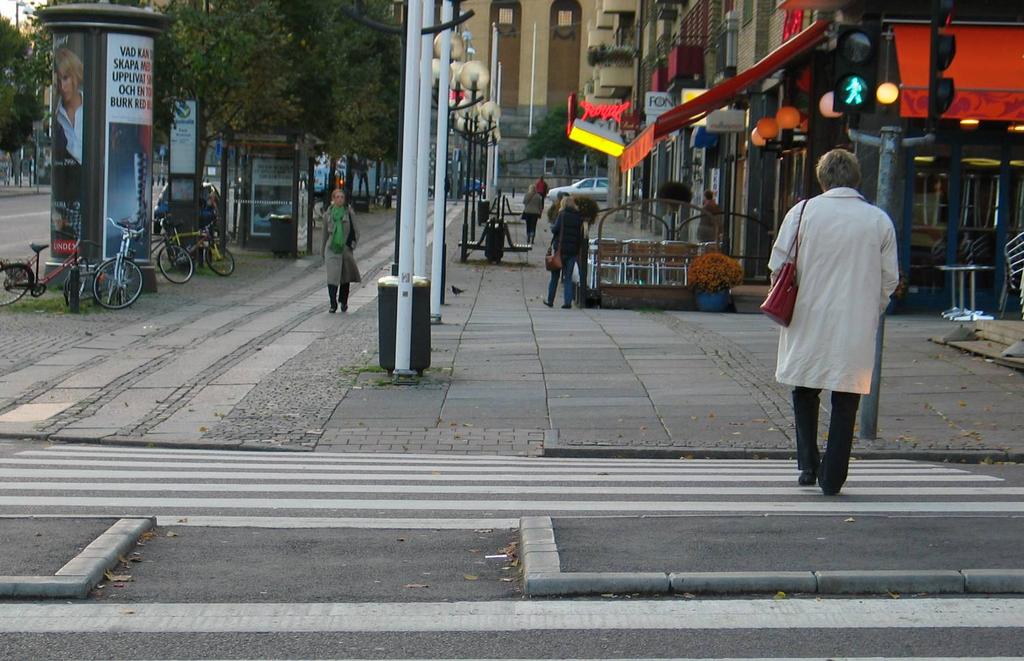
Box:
[152,0,401,165]
[0,18,46,153]
[526,104,584,176]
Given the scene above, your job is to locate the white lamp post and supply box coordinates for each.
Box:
[413,0,433,278]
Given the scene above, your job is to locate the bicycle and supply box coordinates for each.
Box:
[0,235,98,307]
[92,218,145,310]
[155,217,235,283]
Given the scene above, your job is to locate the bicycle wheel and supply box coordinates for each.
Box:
[62,259,95,307]
[93,258,143,309]
[0,263,33,306]
[203,244,235,276]
[156,243,194,283]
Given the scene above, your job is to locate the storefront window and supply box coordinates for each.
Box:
[909,146,951,293]
[1011,148,1024,234]
[959,145,1002,289]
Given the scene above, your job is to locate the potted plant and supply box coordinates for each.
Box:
[688,252,744,312]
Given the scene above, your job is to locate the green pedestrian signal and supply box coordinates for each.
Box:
[832,24,880,114]
[840,74,868,107]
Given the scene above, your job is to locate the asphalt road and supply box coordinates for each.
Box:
[1,438,1023,659]
[0,192,52,260]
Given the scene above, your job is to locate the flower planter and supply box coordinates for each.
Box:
[694,289,730,312]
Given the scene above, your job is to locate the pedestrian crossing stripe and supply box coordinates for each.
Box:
[0,456,990,476]
[0,598,1022,632]
[2,495,1022,514]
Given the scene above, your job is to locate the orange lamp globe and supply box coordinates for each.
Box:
[818,92,843,118]
[750,128,766,147]
[776,106,801,130]
[876,82,900,105]
[755,117,780,139]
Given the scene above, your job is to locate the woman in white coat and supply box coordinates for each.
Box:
[768,149,899,495]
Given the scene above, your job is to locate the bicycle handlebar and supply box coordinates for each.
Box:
[106,217,145,238]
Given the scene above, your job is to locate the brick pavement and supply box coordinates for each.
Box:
[1,200,1022,460]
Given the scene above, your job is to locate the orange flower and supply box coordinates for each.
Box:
[689,252,744,292]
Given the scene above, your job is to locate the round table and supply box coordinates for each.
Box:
[935,264,996,321]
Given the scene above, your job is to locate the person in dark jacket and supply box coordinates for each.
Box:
[544,196,584,309]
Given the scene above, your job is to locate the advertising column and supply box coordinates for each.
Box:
[38,4,167,287]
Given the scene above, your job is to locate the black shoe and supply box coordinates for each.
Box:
[820,485,841,496]
[798,470,816,486]
[561,303,571,309]
[341,304,348,312]
[542,299,553,308]
[329,305,337,314]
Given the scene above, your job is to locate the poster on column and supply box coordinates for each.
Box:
[102,33,154,260]
[250,157,293,237]
[49,32,87,258]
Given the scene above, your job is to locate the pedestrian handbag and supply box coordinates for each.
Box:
[760,199,807,326]
[545,218,565,272]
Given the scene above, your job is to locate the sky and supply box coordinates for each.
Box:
[1,0,41,25]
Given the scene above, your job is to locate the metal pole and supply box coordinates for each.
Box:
[394,0,424,379]
[493,62,501,194]
[858,125,901,440]
[431,0,453,323]
[528,22,536,136]
[486,22,498,200]
[414,0,433,277]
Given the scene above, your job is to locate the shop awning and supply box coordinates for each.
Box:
[894,24,1024,122]
[619,19,830,172]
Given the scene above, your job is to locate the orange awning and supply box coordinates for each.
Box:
[894,24,1024,121]
[619,19,830,172]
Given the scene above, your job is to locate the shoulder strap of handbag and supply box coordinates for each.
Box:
[555,214,566,252]
[789,199,809,263]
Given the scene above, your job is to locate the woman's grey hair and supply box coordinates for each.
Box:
[815,149,861,190]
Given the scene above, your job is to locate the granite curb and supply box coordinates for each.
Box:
[518,517,1024,597]
[0,517,155,599]
[4,430,1021,464]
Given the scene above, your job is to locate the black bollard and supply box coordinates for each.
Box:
[68,264,80,313]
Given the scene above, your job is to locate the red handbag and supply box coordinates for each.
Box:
[760,200,807,326]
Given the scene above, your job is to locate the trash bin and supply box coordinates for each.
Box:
[484,210,505,263]
[377,275,431,376]
[269,214,292,256]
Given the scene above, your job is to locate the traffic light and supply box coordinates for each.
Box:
[928,0,956,127]
[832,23,880,114]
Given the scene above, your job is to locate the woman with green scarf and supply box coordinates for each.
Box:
[320,188,361,312]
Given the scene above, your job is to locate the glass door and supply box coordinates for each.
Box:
[958,146,1002,290]
[908,146,951,295]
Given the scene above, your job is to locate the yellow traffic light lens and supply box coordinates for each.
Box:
[876,82,899,105]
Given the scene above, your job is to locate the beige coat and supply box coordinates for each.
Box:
[768,188,899,395]
[321,205,361,285]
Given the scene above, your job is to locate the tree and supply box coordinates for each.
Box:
[0,18,45,154]
[526,104,585,178]
[153,0,299,172]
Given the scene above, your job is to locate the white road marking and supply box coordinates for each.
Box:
[0,457,974,475]
[1,599,1022,633]
[3,495,1023,513]
[0,468,999,482]
[1,481,1020,496]
[153,515,518,529]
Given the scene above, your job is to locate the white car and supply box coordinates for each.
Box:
[547,177,609,202]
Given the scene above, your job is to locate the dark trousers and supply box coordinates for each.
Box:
[327,283,350,308]
[792,387,861,494]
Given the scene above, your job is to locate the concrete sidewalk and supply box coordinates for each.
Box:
[1,206,1022,460]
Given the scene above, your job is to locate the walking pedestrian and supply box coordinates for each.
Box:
[768,149,899,495]
[543,196,583,309]
[535,175,549,199]
[521,184,543,245]
[320,188,361,313]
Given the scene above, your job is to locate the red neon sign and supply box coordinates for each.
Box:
[580,100,631,124]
